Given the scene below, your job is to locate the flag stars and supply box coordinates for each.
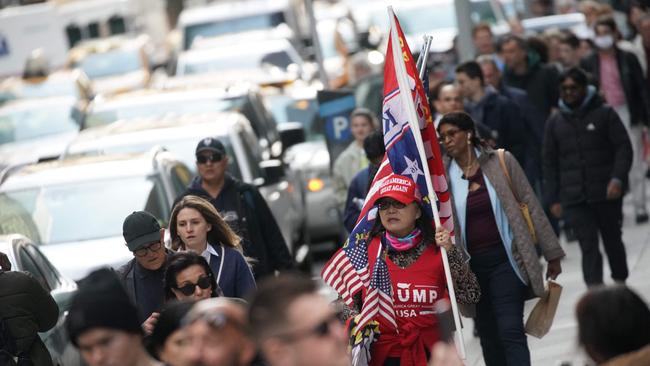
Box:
[402,156,425,182]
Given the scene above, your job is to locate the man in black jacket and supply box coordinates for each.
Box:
[543,67,633,287]
[455,61,526,166]
[179,137,293,280]
[477,55,542,186]
[580,16,650,224]
[0,252,58,366]
[116,211,168,330]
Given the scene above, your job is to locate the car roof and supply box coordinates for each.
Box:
[179,0,289,26]
[67,112,245,153]
[178,38,298,63]
[89,85,253,110]
[0,152,167,190]
[0,95,77,113]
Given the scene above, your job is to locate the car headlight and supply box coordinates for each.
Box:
[307,177,324,192]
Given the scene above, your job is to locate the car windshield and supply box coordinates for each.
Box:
[78,49,142,79]
[370,3,456,34]
[0,176,164,245]
[86,96,247,128]
[266,94,322,141]
[180,50,296,76]
[184,11,286,49]
[0,101,79,145]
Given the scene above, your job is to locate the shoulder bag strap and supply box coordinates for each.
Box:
[497,149,520,202]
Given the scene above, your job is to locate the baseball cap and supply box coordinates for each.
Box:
[374,175,421,205]
[122,211,162,252]
[195,137,226,156]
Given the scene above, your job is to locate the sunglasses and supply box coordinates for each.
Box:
[176,275,212,296]
[196,152,224,164]
[134,241,162,257]
[377,199,407,211]
[278,311,343,341]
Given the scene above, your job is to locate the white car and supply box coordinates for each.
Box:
[63,112,304,254]
[175,39,305,80]
[178,0,299,51]
[0,234,81,366]
[0,96,83,173]
[67,35,152,96]
[83,85,284,160]
[0,150,191,280]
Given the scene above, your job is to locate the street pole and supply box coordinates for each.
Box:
[454,0,475,62]
[304,0,330,88]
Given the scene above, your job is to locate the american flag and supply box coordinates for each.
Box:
[356,241,397,329]
[321,9,454,332]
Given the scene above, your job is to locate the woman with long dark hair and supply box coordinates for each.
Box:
[169,195,255,298]
[438,111,565,366]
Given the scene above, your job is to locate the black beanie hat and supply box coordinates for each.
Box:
[66,268,142,346]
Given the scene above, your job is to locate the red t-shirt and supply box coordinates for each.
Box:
[365,237,449,366]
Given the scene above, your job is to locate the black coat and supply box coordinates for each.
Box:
[479,91,526,167]
[499,84,543,183]
[503,57,560,124]
[543,93,633,207]
[580,48,650,127]
[0,270,58,366]
[179,175,294,279]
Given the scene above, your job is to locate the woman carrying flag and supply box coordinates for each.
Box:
[344,175,480,366]
[439,111,565,366]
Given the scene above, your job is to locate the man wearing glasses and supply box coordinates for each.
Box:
[248,274,349,366]
[117,210,169,333]
[180,137,293,280]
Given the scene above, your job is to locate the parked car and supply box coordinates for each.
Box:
[83,85,284,159]
[62,111,305,252]
[0,69,94,103]
[175,38,305,81]
[0,96,84,174]
[67,35,152,96]
[0,150,190,280]
[263,87,343,243]
[0,234,81,366]
[177,0,300,51]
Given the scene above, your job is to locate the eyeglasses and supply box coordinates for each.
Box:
[377,199,407,211]
[176,275,212,296]
[196,152,224,164]
[134,241,162,257]
[277,311,343,341]
[560,84,580,93]
[437,128,463,143]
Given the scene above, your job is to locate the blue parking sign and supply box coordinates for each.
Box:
[317,90,356,166]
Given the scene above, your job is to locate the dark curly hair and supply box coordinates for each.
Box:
[437,111,483,147]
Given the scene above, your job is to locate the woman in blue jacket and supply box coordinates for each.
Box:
[169,195,256,298]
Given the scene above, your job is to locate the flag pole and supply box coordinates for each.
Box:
[387,7,466,359]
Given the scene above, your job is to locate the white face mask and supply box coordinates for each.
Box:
[594,35,614,50]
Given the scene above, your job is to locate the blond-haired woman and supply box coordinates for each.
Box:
[170,195,255,298]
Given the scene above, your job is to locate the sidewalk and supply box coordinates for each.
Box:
[461,198,650,366]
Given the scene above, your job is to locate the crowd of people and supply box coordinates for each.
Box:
[2,1,650,366]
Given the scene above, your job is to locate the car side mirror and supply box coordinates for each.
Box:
[278,122,306,151]
[259,159,285,186]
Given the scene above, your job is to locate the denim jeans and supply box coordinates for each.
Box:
[471,247,530,366]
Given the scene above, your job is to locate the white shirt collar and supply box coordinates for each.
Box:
[200,243,219,263]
